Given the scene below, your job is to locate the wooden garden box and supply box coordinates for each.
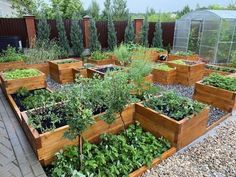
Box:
[72,68,88,80]
[26,62,50,76]
[167,60,205,86]
[204,64,235,77]
[0,61,25,72]
[152,68,176,84]
[87,58,115,66]
[193,81,236,115]
[168,54,199,61]
[20,104,135,166]
[49,58,83,84]
[0,69,46,95]
[134,103,209,149]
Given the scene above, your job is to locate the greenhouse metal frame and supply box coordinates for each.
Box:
[173,10,236,63]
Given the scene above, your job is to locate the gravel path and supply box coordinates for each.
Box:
[46,77,75,91]
[143,119,236,177]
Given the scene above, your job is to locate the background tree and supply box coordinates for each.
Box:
[37,12,51,43]
[141,14,149,47]
[89,19,101,52]
[102,0,112,20]
[124,16,134,43]
[70,13,84,56]
[152,20,163,48]
[112,0,129,20]
[88,0,100,20]
[56,7,70,54]
[176,5,191,19]
[107,13,117,50]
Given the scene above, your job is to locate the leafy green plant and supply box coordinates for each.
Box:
[152,20,163,48]
[90,51,109,60]
[174,51,194,56]
[25,39,64,64]
[141,13,149,47]
[37,13,50,44]
[170,59,186,65]
[143,92,205,120]
[107,13,117,50]
[230,50,236,67]
[0,46,24,63]
[55,59,78,64]
[4,69,40,80]
[155,64,175,71]
[124,16,135,43]
[205,65,236,73]
[52,122,171,177]
[89,19,101,52]
[113,44,131,66]
[202,73,236,91]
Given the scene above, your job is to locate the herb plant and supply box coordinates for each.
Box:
[0,46,24,63]
[205,65,236,73]
[143,92,205,120]
[56,59,79,64]
[52,122,171,177]
[113,44,131,66]
[202,73,236,91]
[174,51,194,56]
[3,69,40,80]
[170,59,186,65]
[90,51,109,60]
[155,64,174,71]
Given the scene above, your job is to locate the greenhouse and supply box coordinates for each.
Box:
[173,10,236,63]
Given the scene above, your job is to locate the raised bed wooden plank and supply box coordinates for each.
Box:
[152,68,176,84]
[87,58,115,66]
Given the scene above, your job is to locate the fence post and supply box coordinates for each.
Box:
[24,15,36,47]
[83,15,91,49]
[134,18,143,44]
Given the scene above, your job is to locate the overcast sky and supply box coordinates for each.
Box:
[81,0,231,12]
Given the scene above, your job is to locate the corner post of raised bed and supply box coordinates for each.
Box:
[134,17,144,44]
[83,15,91,49]
[24,15,36,47]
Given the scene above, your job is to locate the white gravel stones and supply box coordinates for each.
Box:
[143,120,236,177]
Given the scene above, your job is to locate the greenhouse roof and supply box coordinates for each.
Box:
[207,10,236,19]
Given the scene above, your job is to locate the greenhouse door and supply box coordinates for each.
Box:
[188,20,202,54]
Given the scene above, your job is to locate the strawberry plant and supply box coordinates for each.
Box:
[3,69,40,80]
[143,92,205,120]
[52,122,171,177]
[202,73,236,91]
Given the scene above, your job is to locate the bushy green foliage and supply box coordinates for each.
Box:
[202,73,236,91]
[89,19,101,52]
[143,92,205,120]
[231,50,236,67]
[205,65,236,73]
[37,13,50,43]
[70,13,84,56]
[4,69,40,80]
[101,0,111,20]
[0,46,24,63]
[124,16,135,43]
[56,7,70,54]
[25,39,63,64]
[88,0,100,20]
[155,64,174,71]
[170,59,186,65]
[175,51,194,56]
[91,51,109,60]
[113,44,131,66]
[141,14,149,47]
[112,0,129,20]
[55,59,78,64]
[152,20,163,48]
[52,123,171,177]
[107,13,117,50]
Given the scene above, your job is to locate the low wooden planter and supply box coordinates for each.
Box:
[20,104,135,166]
[72,68,88,80]
[204,64,235,76]
[25,62,50,76]
[87,58,115,66]
[168,54,199,61]
[152,68,176,84]
[193,82,236,115]
[134,103,209,149]
[49,59,83,84]
[0,61,25,72]
[167,60,205,86]
[0,70,46,95]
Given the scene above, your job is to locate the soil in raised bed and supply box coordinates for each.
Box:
[95,66,121,74]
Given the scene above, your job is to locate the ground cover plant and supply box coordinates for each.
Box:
[143,92,205,121]
[154,64,174,71]
[150,47,166,52]
[55,59,78,64]
[51,122,171,177]
[202,73,236,91]
[90,51,110,60]
[205,64,236,73]
[3,69,40,80]
[174,51,194,56]
[169,59,187,65]
[0,46,24,63]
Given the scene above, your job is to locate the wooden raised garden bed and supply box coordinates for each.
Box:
[193,81,236,115]
[204,64,236,76]
[134,103,209,149]
[152,65,176,84]
[26,62,50,76]
[49,58,83,84]
[87,58,115,66]
[0,61,25,72]
[168,54,199,61]
[0,69,46,95]
[166,60,205,86]
[20,104,135,166]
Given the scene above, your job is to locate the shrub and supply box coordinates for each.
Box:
[113,44,131,66]
[140,14,149,47]
[3,69,40,80]
[124,16,134,43]
[91,51,109,60]
[152,20,163,48]
[0,46,24,63]
[107,13,117,50]
[89,19,101,52]
[37,13,50,43]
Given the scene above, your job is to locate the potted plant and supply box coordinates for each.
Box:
[168,51,199,61]
[193,73,236,115]
[0,46,25,71]
[0,68,46,94]
[166,59,205,86]
[152,64,176,84]
[204,64,236,76]
[87,51,115,65]
[135,92,209,149]
[49,58,83,84]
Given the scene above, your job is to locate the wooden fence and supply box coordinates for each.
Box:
[0,18,175,49]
